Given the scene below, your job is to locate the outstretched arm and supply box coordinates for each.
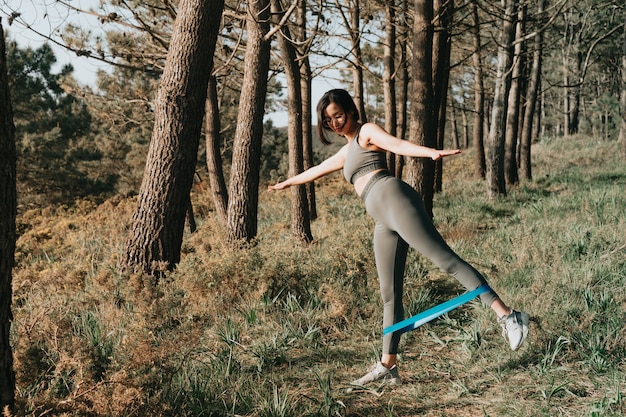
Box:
[268,145,347,191]
[362,123,461,160]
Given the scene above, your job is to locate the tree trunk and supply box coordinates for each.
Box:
[504,5,525,187]
[225,0,271,245]
[570,50,582,134]
[395,0,411,179]
[432,0,453,194]
[349,0,367,122]
[122,0,224,273]
[383,0,398,174]
[0,17,17,412]
[205,75,229,224]
[461,107,469,148]
[271,0,313,243]
[621,7,626,158]
[563,48,570,137]
[470,0,486,179]
[450,103,460,149]
[562,11,582,137]
[537,83,545,139]
[185,194,197,233]
[520,0,545,180]
[297,0,317,220]
[406,0,435,218]
[486,0,517,198]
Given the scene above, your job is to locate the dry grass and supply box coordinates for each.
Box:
[9,135,626,416]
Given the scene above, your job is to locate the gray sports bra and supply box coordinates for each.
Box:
[343,129,388,184]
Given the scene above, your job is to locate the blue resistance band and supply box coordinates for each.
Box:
[383,284,491,336]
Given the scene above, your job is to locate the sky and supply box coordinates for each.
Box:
[3,0,107,86]
[2,0,345,128]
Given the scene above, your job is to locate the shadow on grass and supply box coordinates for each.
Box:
[589,172,626,185]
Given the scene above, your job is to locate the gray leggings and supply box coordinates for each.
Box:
[362,172,498,354]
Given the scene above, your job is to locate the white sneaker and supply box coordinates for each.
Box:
[350,362,402,387]
[498,310,529,351]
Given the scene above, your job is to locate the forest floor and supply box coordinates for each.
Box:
[9,134,626,416]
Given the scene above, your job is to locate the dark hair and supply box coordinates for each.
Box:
[316,89,359,145]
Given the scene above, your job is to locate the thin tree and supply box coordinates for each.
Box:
[486,0,517,198]
[337,0,367,121]
[504,5,525,187]
[271,0,313,243]
[561,7,581,136]
[225,0,272,245]
[296,0,317,220]
[383,0,398,174]
[406,0,436,217]
[619,3,626,159]
[470,0,486,179]
[461,106,469,148]
[432,0,453,193]
[122,0,225,273]
[560,1,624,137]
[205,75,229,224]
[450,101,460,148]
[0,17,16,412]
[395,0,411,178]
[520,0,546,180]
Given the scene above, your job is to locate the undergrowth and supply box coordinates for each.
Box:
[9,135,626,416]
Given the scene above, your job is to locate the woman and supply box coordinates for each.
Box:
[268,89,529,387]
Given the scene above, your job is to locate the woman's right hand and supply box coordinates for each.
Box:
[268,182,289,191]
[430,149,461,160]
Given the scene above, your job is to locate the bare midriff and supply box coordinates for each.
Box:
[353,168,387,197]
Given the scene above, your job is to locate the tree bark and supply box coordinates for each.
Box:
[349,0,367,122]
[569,51,582,135]
[225,0,271,245]
[562,10,582,136]
[0,17,17,412]
[520,0,545,179]
[432,0,453,194]
[619,7,626,159]
[185,194,197,233]
[486,0,517,198]
[271,0,313,243]
[296,0,317,220]
[461,107,469,148]
[383,0,398,174]
[406,0,436,218]
[122,0,224,273]
[395,0,411,179]
[504,5,525,187]
[205,75,229,224]
[450,103,460,149]
[470,0,486,179]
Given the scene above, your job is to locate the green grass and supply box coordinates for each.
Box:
[10,134,626,416]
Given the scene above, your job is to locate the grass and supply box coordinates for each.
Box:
[9,134,626,416]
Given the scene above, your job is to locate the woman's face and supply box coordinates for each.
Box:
[322,102,352,136]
